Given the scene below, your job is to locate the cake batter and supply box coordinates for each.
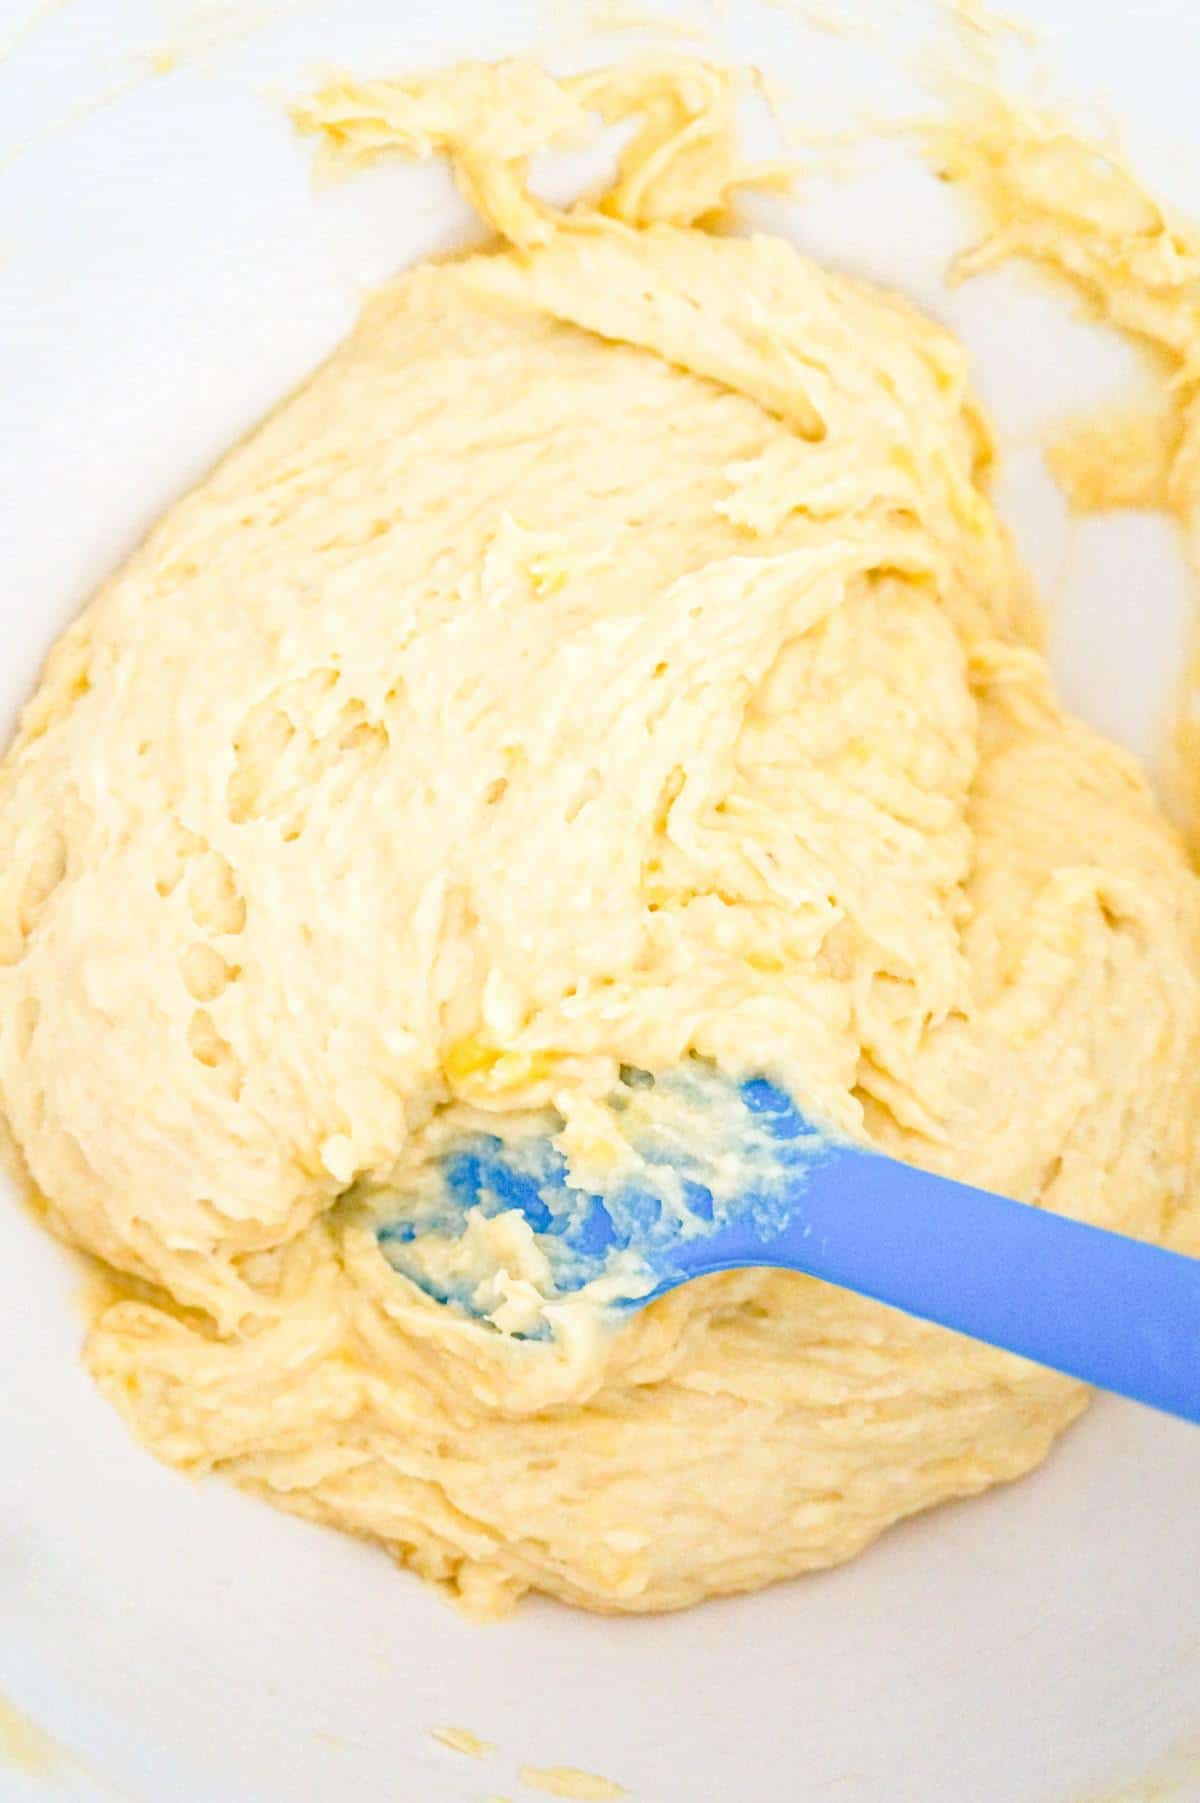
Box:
[0,57,1197,1615]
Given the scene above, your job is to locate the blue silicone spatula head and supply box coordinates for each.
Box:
[373,1061,1200,1425]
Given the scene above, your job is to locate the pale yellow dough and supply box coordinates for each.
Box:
[1,58,1198,1617]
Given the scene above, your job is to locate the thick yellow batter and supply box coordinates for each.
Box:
[1,58,1197,1616]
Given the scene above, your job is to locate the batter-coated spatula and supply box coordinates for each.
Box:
[378,1064,1200,1424]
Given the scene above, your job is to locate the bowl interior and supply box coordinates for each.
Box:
[1,3,1198,1800]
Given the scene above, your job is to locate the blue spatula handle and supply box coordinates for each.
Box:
[657,1145,1200,1424]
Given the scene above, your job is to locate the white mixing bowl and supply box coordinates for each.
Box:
[1,2,1198,1799]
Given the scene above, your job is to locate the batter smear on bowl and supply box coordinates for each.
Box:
[0,57,1197,1617]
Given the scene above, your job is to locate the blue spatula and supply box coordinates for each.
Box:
[376,1062,1200,1425]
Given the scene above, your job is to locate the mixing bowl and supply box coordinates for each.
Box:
[1,1,1198,1798]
